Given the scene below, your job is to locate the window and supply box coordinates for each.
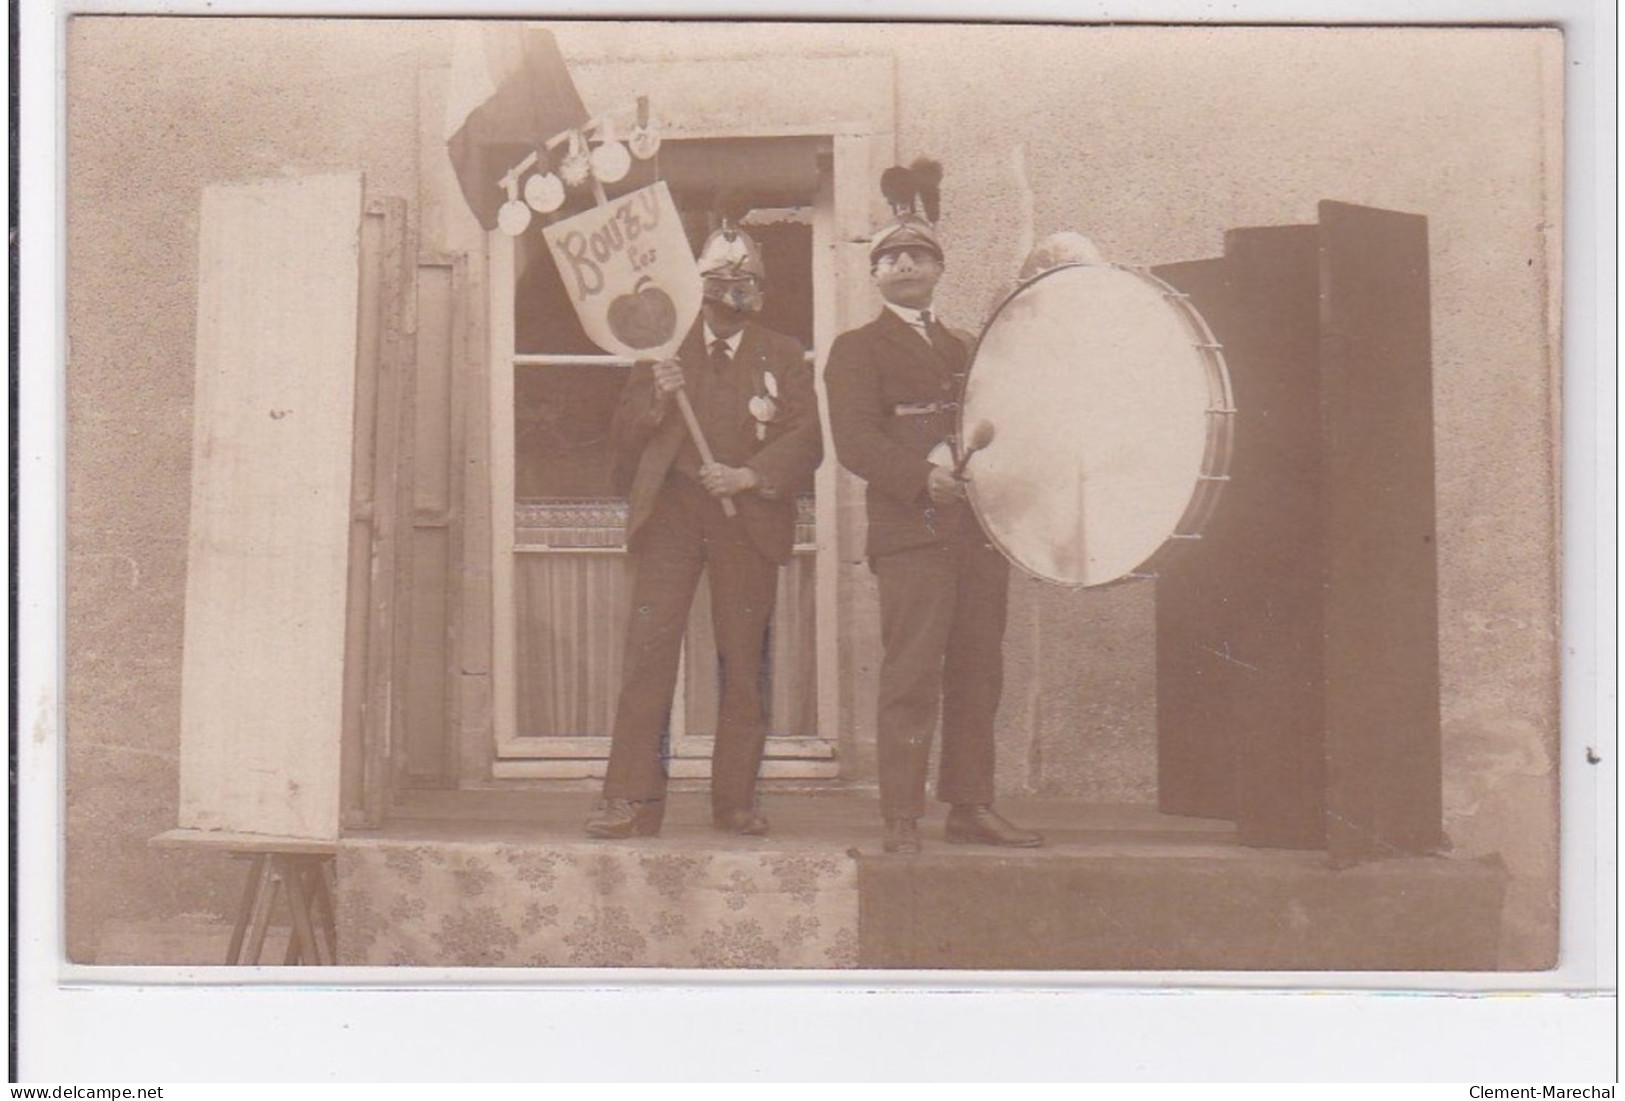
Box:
[490,135,836,780]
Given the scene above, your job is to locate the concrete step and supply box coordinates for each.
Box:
[857,848,1505,970]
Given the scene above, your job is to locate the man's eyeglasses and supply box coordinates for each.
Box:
[874,248,943,271]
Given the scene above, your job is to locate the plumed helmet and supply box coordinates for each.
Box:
[868,157,945,266]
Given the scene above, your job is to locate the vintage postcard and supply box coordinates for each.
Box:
[27,6,1611,1082]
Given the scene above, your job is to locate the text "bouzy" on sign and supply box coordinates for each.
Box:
[543,181,704,361]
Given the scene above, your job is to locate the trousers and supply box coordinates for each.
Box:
[601,476,780,816]
[872,539,1010,820]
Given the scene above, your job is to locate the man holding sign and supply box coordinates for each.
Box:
[584,214,823,840]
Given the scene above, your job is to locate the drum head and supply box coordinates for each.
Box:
[963,263,1229,587]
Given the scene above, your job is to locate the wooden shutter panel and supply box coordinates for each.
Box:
[1317,200,1445,863]
[1154,202,1444,860]
[179,174,418,838]
[1154,225,1329,847]
[339,197,418,827]
[179,173,367,840]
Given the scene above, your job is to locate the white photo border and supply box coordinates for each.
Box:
[16,0,1618,1082]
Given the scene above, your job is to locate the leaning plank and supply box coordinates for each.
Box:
[178,173,364,840]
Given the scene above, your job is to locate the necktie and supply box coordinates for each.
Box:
[711,338,731,364]
[918,310,951,358]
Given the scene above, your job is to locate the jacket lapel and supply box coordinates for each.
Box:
[737,323,780,432]
[874,307,958,376]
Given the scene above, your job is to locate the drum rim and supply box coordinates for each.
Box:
[961,261,1235,589]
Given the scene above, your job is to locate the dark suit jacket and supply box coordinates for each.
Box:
[825,307,978,558]
[611,319,823,564]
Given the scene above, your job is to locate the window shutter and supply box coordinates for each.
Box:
[178,174,417,839]
[178,173,366,839]
[1154,202,1443,860]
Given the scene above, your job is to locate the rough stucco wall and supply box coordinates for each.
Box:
[64,17,428,961]
[65,20,1560,968]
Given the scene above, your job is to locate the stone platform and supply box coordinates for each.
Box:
[332,791,1507,971]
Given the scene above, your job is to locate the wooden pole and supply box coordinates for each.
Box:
[674,389,737,518]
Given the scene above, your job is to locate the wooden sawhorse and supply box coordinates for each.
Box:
[151,829,338,965]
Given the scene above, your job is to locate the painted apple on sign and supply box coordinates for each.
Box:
[607,276,678,350]
[542,181,702,360]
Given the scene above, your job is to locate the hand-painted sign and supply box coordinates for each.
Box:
[542,181,701,360]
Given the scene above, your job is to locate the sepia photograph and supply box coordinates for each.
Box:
[22,2,1614,1081]
[62,13,1567,971]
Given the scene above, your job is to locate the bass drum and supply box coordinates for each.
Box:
[960,262,1234,587]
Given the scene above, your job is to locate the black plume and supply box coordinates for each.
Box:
[880,166,916,216]
[909,157,943,224]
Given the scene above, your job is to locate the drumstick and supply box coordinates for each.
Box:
[674,389,739,518]
[954,420,996,479]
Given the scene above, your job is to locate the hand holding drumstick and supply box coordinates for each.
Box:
[926,421,995,505]
[955,420,996,478]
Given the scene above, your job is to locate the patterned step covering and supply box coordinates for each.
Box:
[515,495,817,549]
[335,839,858,969]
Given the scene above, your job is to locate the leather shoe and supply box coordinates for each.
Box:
[713,807,770,836]
[584,798,663,839]
[945,804,1044,848]
[883,818,921,854]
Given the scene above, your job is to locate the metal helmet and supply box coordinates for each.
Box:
[696,223,766,315]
